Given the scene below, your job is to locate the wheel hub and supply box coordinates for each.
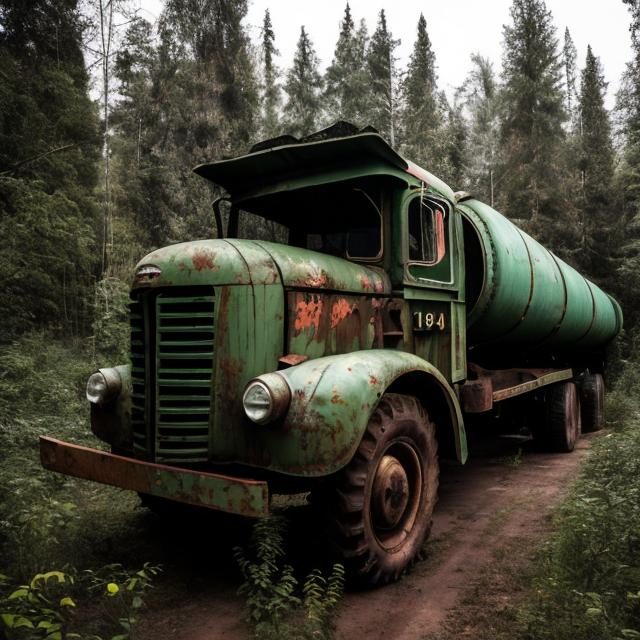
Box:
[372,454,410,529]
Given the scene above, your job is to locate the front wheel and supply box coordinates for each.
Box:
[326,393,439,586]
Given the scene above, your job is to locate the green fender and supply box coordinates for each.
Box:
[267,350,467,477]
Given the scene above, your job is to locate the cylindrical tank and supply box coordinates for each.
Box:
[458,198,622,350]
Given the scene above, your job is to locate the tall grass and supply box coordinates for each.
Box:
[522,389,640,640]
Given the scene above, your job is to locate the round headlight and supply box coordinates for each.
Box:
[86,368,122,405]
[87,372,108,404]
[243,381,272,423]
[242,373,291,425]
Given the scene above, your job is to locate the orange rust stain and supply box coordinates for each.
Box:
[192,248,217,271]
[360,275,373,291]
[330,298,354,328]
[294,298,323,332]
[305,267,327,288]
[369,375,378,385]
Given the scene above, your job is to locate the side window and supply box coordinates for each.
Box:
[408,198,446,265]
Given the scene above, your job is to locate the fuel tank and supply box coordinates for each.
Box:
[458,198,622,351]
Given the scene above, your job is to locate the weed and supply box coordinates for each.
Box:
[234,515,345,640]
[0,563,161,640]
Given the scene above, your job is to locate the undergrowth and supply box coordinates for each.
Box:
[234,515,345,640]
[522,389,640,640]
[0,332,159,639]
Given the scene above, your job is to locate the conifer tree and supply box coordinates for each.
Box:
[577,46,614,278]
[324,4,369,125]
[400,13,439,164]
[283,26,323,137]
[365,10,399,144]
[259,9,281,138]
[563,28,579,130]
[438,92,468,188]
[499,0,570,251]
[462,54,500,204]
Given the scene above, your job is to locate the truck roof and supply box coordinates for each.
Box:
[193,128,455,202]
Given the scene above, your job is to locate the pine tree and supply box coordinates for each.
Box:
[259,9,281,138]
[365,10,399,144]
[577,46,614,278]
[283,26,323,137]
[400,13,439,165]
[462,54,500,204]
[563,28,579,130]
[499,0,571,252]
[324,4,369,125]
[438,91,468,188]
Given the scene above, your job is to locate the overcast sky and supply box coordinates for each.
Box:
[137,0,634,110]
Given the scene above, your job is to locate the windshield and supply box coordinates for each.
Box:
[229,179,385,261]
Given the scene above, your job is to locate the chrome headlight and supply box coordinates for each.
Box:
[242,373,291,425]
[86,368,122,405]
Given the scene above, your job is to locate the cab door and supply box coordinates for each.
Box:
[402,191,466,383]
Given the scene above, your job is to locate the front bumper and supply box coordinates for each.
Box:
[39,436,269,517]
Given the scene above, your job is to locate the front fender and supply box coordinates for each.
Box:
[265,350,466,477]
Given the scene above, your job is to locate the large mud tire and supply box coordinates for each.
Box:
[581,373,605,432]
[328,393,439,586]
[546,382,581,453]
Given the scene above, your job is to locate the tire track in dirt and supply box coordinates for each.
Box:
[139,435,591,640]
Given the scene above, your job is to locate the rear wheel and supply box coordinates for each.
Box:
[326,393,439,586]
[581,373,605,432]
[545,382,581,452]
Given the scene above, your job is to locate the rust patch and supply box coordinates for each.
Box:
[330,298,354,328]
[369,375,378,385]
[360,275,373,291]
[192,248,217,272]
[279,353,309,367]
[330,388,345,405]
[294,297,323,332]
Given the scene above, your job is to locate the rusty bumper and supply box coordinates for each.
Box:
[39,436,269,517]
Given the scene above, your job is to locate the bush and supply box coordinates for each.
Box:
[235,515,345,640]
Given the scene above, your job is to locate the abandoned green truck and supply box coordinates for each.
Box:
[40,125,622,585]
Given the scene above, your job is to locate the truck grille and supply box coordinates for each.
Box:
[130,288,215,463]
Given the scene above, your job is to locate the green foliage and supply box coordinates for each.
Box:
[0,564,161,640]
[576,46,615,279]
[259,9,282,138]
[92,277,131,364]
[523,413,640,640]
[234,516,345,640]
[498,0,574,254]
[399,14,440,167]
[323,4,370,126]
[283,27,323,138]
[0,0,100,339]
[365,10,399,144]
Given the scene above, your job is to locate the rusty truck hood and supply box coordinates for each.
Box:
[133,238,390,294]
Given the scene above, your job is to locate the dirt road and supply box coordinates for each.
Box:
[138,433,591,640]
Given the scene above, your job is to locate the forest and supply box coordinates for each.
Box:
[1,0,640,638]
